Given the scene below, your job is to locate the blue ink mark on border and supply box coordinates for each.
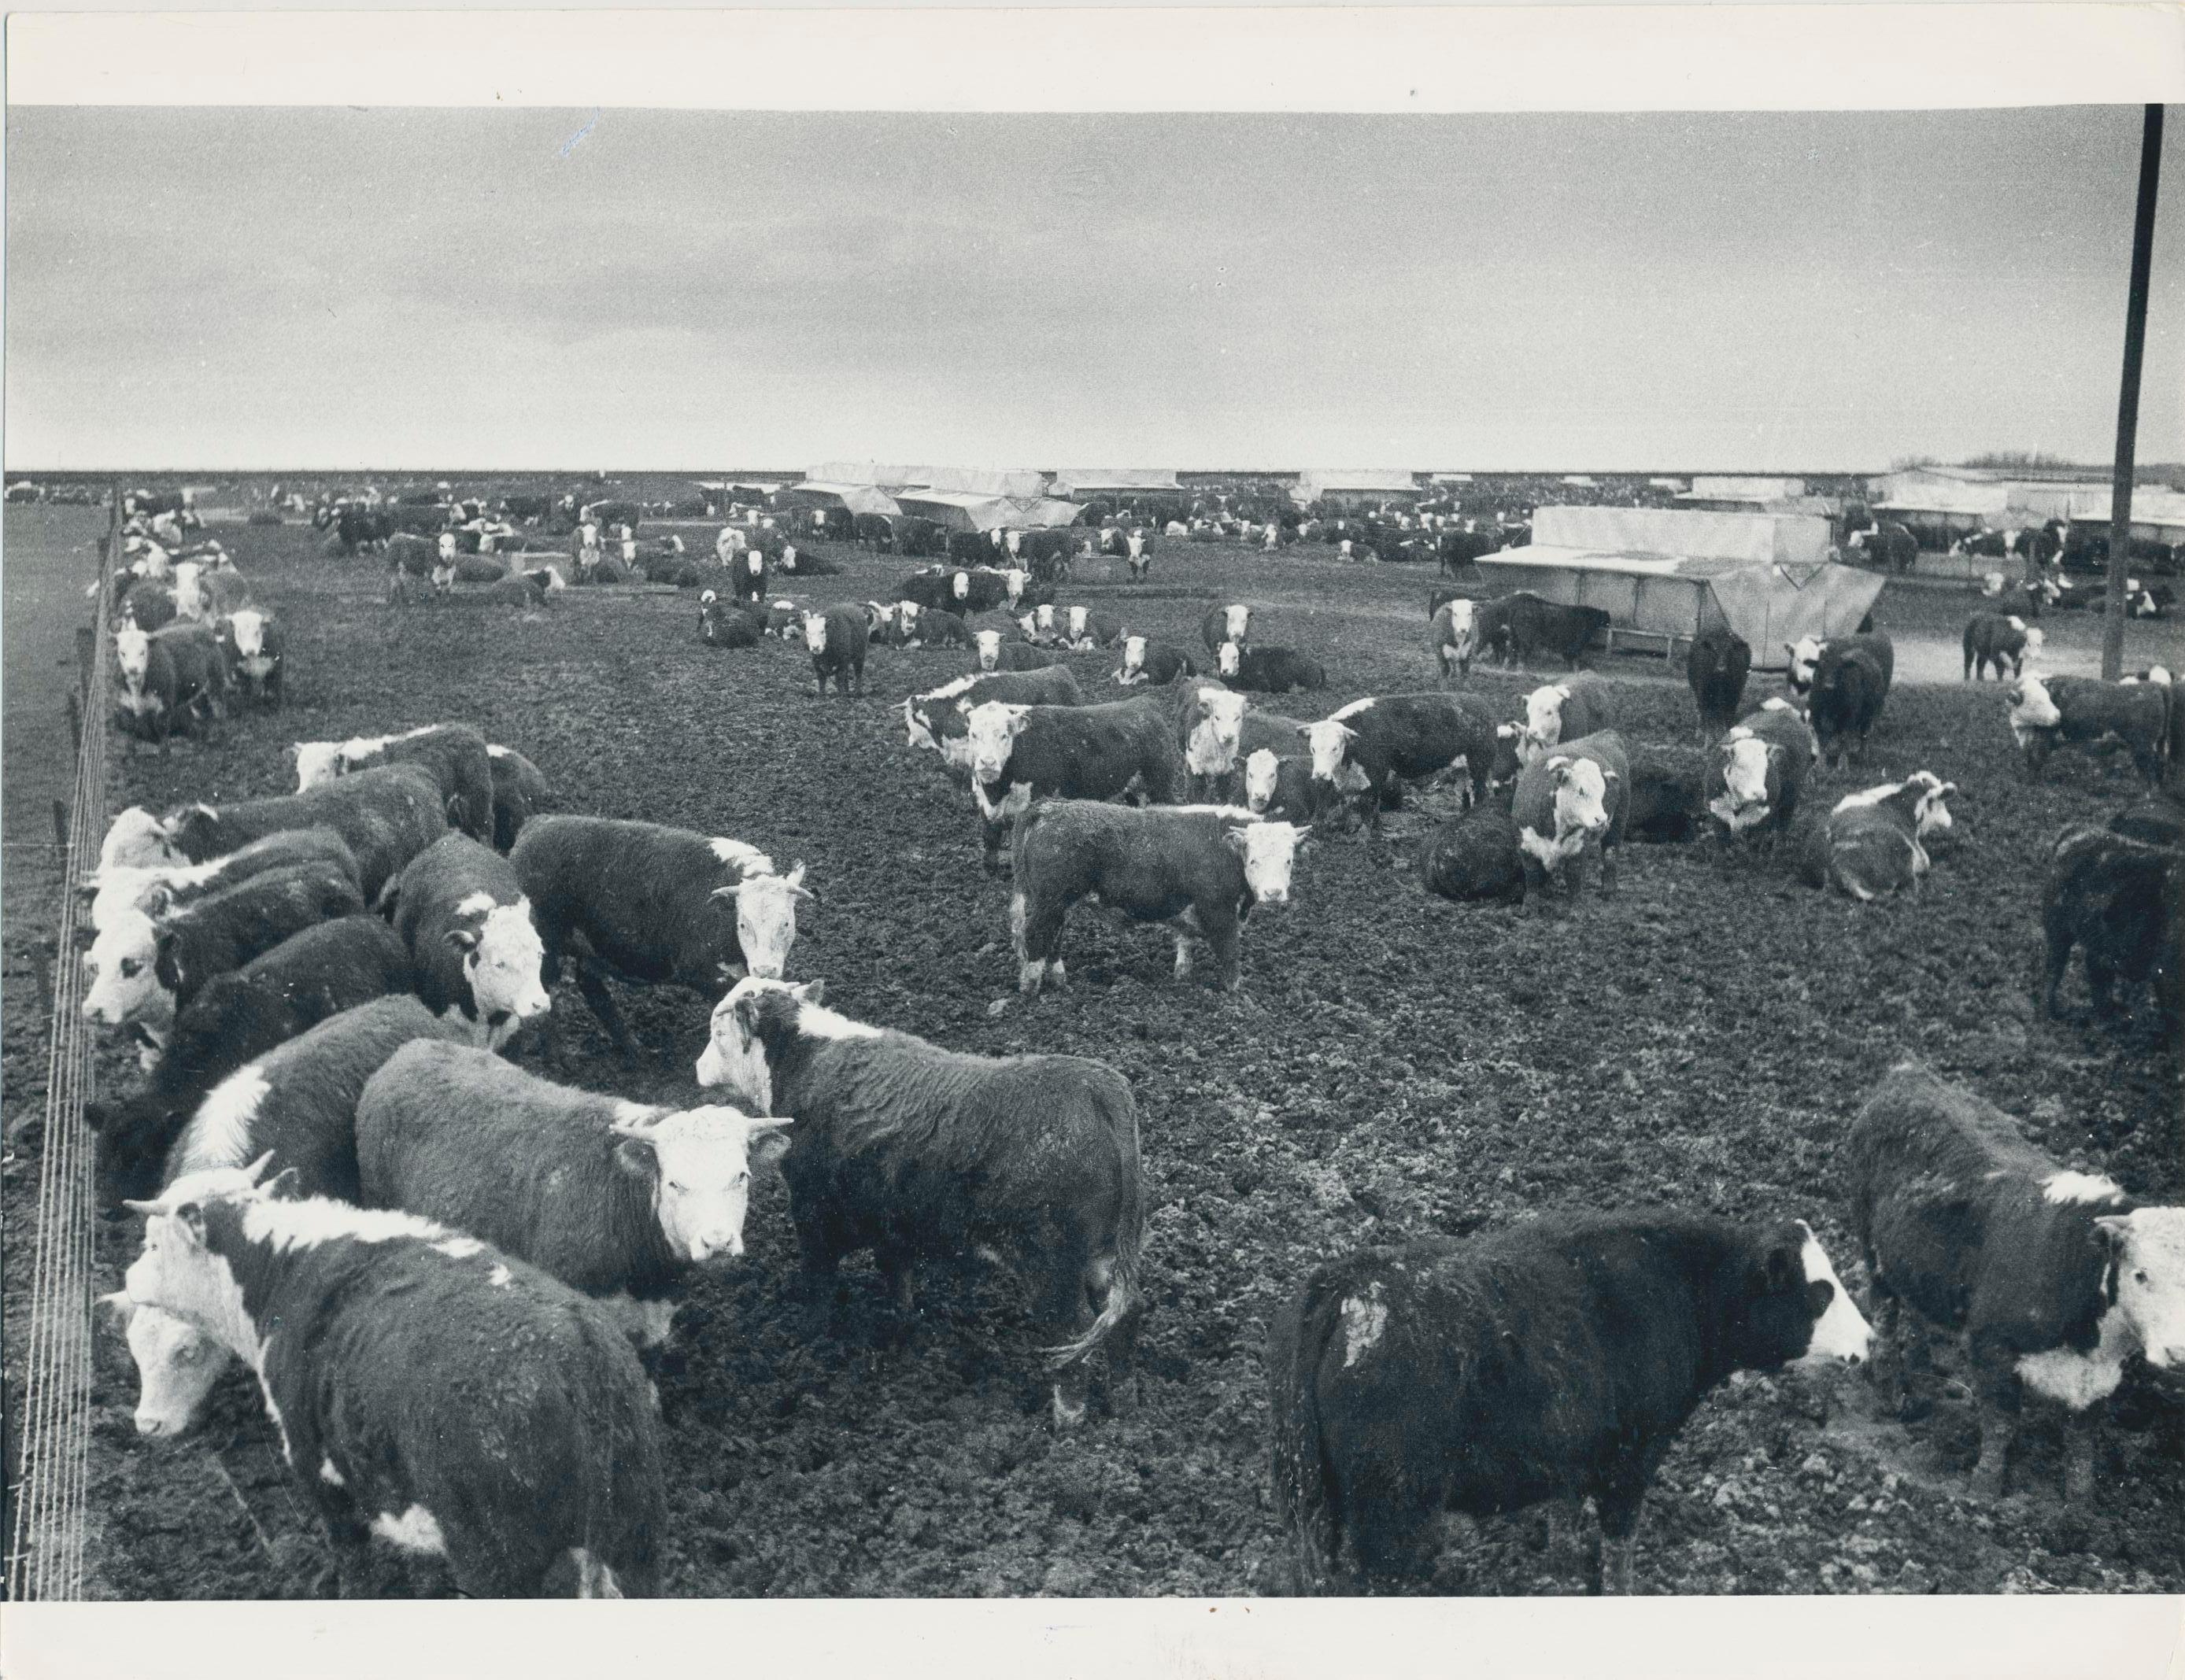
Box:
[559,110,600,159]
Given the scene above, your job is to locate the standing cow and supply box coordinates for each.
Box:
[378,834,552,1050]
[1510,730,1629,903]
[802,605,868,698]
[1684,626,1751,740]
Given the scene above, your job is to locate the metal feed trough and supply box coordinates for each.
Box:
[1472,506,1884,673]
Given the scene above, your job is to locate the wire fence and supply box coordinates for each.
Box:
[7,491,117,1601]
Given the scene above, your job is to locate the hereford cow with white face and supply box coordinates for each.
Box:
[1510,730,1629,903]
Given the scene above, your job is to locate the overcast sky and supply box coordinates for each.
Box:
[6,105,2179,471]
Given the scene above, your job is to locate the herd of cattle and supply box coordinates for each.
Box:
[66,502,2185,1598]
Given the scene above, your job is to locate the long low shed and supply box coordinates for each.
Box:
[1473,505,1882,670]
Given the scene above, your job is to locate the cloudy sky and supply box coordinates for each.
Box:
[6,104,2179,472]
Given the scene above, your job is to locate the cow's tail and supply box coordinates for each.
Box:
[1266,1265,1345,1593]
[1043,1073,1145,1372]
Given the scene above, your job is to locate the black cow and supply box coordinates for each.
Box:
[1418,809,1526,903]
[1684,626,1751,739]
[1624,746,1708,844]
[1962,612,2043,681]
[699,592,764,648]
[1808,643,1890,768]
[1303,694,1495,825]
[1476,593,1609,670]
[1268,1208,1869,1593]
[1218,644,1327,695]
[800,603,868,697]
[2042,825,2183,1022]
[696,977,1145,1427]
[1847,1061,2184,1500]
[2009,674,2176,788]
[961,696,1189,873]
[486,745,554,854]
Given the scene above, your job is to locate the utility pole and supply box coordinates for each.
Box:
[2102,104,2163,681]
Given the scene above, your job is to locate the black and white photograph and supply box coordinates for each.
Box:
[2,6,2180,1663]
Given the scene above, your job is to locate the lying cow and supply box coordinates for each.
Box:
[697,977,1144,1427]
[1418,808,1526,904]
[975,630,1067,673]
[2009,674,2176,788]
[963,696,1188,873]
[1962,612,2043,681]
[509,816,810,1055]
[1114,637,1198,687]
[1218,643,1326,695]
[2042,825,2183,1023]
[357,1039,790,1347]
[104,996,471,1437]
[1795,773,1957,902]
[1510,729,1629,904]
[1268,1207,1869,1593]
[1063,606,1123,652]
[1847,1061,2185,1501]
[379,833,551,1050]
[120,1171,665,1596]
[699,593,763,648]
[1011,799,1309,994]
[1623,746,1708,845]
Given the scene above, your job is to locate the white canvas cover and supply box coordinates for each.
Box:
[1292,468,1422,502]
[1014,497,1086,530]
[2049,486,2185,536]
[1047,470,1181,497]
[782,480,902,516]
[1473,546,1882,671]
[1532,505,1833,567]
[806,463,1046,500]
[1689,475,1805,500]
[893,490,1017,532]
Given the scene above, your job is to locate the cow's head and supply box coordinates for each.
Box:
[1118,636,1148,681]
[2096,1208,2185,1374]
[1547,755,1616,843]
[120,1160,295,1364]
[1068,606,1090,642]
[975,630,1003,672]
[952,570,970,600]
[226,609,267,661]
[800,612,830,655]
[172,563,205,620]
[101,1289,227,1437]
[1785,637,1824,691]
[81,908,172,1030]
[1185,690,1250,777]
[964,701,1030,785]
[1243,748,1283,814]
[99,807,182,873]
[1717,728,1783,820]
[1440,599,1477,641]
[1519,683,1572,764]
[1226,820,1309,906]
[710,862,812,981]
[436,532,457,562]
[1217,641,1243,678]
[1000,567,1027,604]
[1222,604,1250,644]
[115,625,151,688]
[1903,771,1957,840]
[2008,674,2061,729]
[1739,1220,1876,1372]
[446,895,550,1048]
[608,1105,793,1265]
[1304,719,1358,785]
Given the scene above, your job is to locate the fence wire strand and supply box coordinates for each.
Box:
[8,493,115,1601]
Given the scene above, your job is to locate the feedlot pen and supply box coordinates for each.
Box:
[3,513,2179,1599]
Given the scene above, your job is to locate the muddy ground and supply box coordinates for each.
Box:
[6,514,2181,1598]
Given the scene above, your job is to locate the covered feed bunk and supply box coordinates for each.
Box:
[777,479,904,518]
[1046,469,1183,500]
[1472,505,1883,671]
[891,489,1084,534]
[1291,468,1423,511]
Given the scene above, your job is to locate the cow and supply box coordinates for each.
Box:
[1124,532,1153,582]
[1518,674,1618,766]
[1218,643,1326,694]
[1436,524,1507,574]
[903,668,1087,774]
[1010,799,1310,994]
[1962,612,2044,681]
[378,834,552,1050]
[695,977,1144,1427]
[962,696,1189,873]
[1807,641,1891,769]
[102,998,474,1437]
[119,1170,665,1597]
[2109,794,2185,849]
[727,545,769,604]
[2041,825,2183,1023]
[941,567,1014,615]
[1429,598,1481,685]
[801,604,868,698]
[1418,808,1526,904]
[1016,604,1068,647]
[1623,746,1709,844]
[1268,1207,1870,1593]
[291,724,496,847]
[214,608,285,711]
[1201,604,1252,653]
[1303,695,1495,828]
[1785,630,1893,700]
[116,578,179,633]
[947,532,991,567]
[1845,519,1918,574]
[83,826,361,939]
[1846,1061,2185,1501]
[1510,730,1629,904]
[905,608,973,650]
[1684,626,1751,740]
[1114,637,1197,688]
[509,816,811,1055]
[1183,694,1310,804]
[356,1040,790,1349]
[113,622,228,745]
[1704,706,1817,851]
[699,592,763,648]
[2009,674,2176,788]
[1475,593,1609,670]
[974,631,1067,673]
[1062,606,1123,652]
[1795,773,1958,902]
[579,498,641,531]
[87,916,413,1210]
[485,745,553,854]
[1241,748,1322,825]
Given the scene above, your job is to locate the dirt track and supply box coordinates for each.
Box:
[9,517,2181,1598]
